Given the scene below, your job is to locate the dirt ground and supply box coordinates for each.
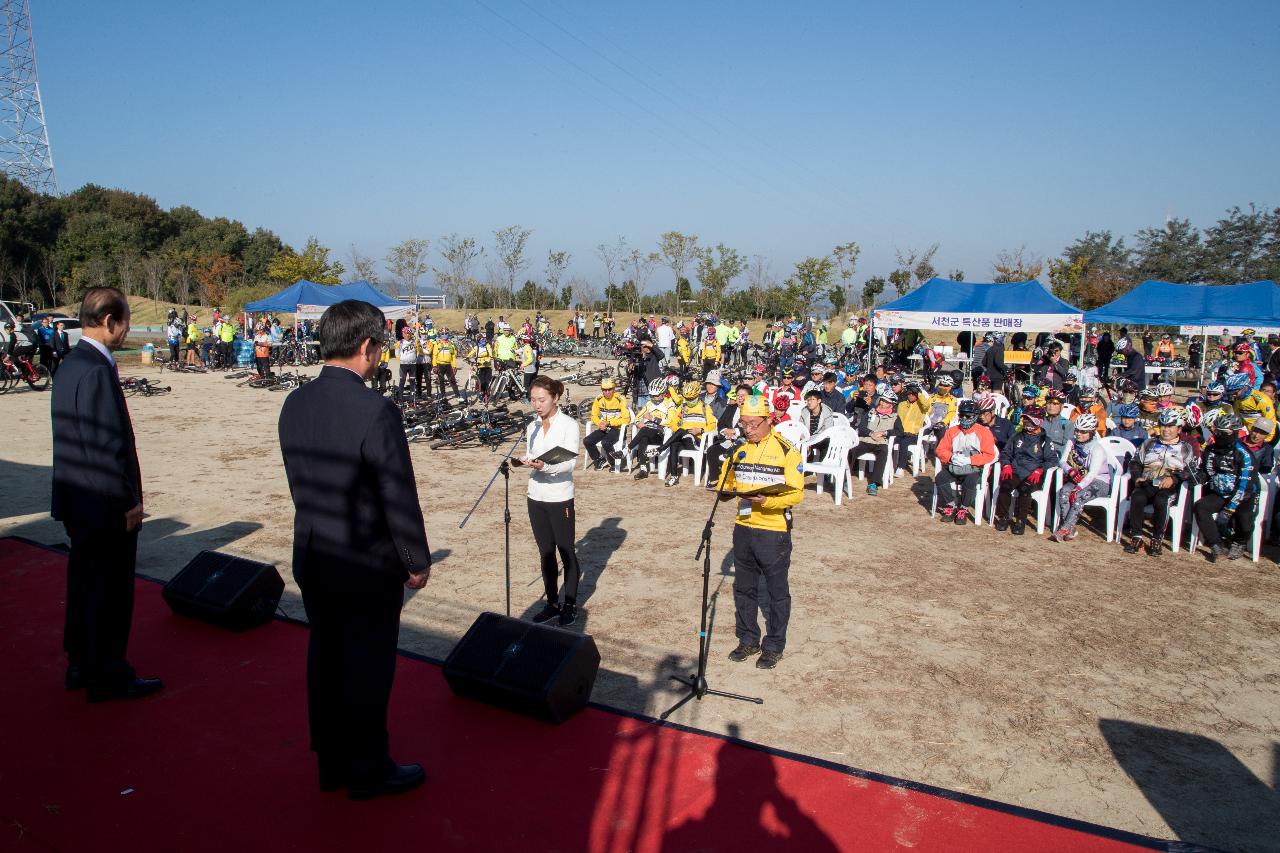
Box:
[3,357,1278,852]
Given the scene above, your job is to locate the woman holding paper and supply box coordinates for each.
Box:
[515,375,583,627]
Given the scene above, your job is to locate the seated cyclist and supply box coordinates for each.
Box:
[994,406,1057,535]
[1123,408,1198,556]
[1050,414,1112,543]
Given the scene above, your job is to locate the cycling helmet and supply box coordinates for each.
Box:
[1224,372,1251,395]
[794,354,808,365]
[1117,337,1131,350]
[1202,409,1223,430]
[877,389,899,406]
[1153,382,1174,397]
[890,372,905,385]
[976,374,992,387]
[1045,389,1066,403]
[1073,413,1099,433]
[1021,384,1040,398]
[1206,381,1225,396]
[1139,387,1159,400]
[958,399,979,418]
[1184,402,1203,427]
[647,378,667,396]
[905,382,922,395]
[664,374,681,388]
[1216,412,1243,433]
[1120,380,1138,394]
[773,393,791,411]
[936,375,955,387]
[781,366,795,377]
[1234,342,1253,354]
[976,395,997,412]
[600,377,616,390]
[1022,412,1044,429]
[681,380,701,398]
[753,363,766,374]
[1156,407,1182,427]
[1078,387,1096,401]
[1116,403,1139,419]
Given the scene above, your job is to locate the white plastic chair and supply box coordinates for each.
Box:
[1117,480,1194,552]
[931,461,994,526]
[800,424,857,505]
[775,419,810,449]
[673,430,715,484]
[1062,402,1077,420]
[1188,481,1270,562]
[1063,453,1126,542]
[856,436,897,487]
[580,415,632,473]
[991,394,1011,419]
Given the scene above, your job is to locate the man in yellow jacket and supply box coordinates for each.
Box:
[895,381,932,474]
[699,335,721,378]
[585,377,632,470]
[715,393,804,669]
[432,333,460,399]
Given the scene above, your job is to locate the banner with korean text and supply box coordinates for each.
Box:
[873,310,1084,334]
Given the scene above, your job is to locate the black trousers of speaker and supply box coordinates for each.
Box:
[162,550,284,631]
[443,612,600,724]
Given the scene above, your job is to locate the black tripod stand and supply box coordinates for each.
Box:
[459,427,527,616]
[660,451,763,720]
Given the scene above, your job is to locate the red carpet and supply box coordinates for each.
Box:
[0,537,1171,852]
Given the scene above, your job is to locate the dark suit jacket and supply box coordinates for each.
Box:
[279,366,430,583]
[53,331,71,357]
[50,340,141,532]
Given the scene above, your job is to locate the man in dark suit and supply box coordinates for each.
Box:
[51,287,163,703]
[51,320,71,375]
[278,299,431,801]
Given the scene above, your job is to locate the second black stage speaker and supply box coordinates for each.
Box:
[162,550,284,631]
[443,612,600,723]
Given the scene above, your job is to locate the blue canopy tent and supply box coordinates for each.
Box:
[1083,280,1280,330]
[872,277,1084,336]
[244,280,414,319]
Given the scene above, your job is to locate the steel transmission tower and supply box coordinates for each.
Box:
[1,0,57,194]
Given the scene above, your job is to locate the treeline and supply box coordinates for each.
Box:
[2,173,1276,317]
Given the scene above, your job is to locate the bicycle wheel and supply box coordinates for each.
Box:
[246,377,276,389]
[26,364,50,391]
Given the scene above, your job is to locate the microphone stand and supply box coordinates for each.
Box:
[660,443,763,720]
[459,422,529,617]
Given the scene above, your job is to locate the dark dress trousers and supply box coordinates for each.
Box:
[278,365,431,784]
[50,340,143,686]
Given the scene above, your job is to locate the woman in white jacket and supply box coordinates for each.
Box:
[1051,413,1113,542]
[515,375,583,626]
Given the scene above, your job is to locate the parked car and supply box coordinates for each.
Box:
[29,313,84,348]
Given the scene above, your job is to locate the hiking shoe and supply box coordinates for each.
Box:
[756,650,783,670]
[727,642,761,662]
[939,505,956,521]
[867,482,878,496]
[954,508,970,526]
[665,474,680,487]
[1123,537,1142,554]
[1207,544,1227,563]
[531,603,561,624]
[634,467,649,480]
[1011,519,1026,536]
[558,602,578,627]
[1227,543,1245,561]
[994,516,1010,532]
[1050,527,1071,543]
[1148,539,1163,557]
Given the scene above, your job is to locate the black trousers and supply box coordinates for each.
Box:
[895,433,918,471]
[1127,483,1177,538]
[584,426,621,462]
[1194,492,1257,546]
[935,467,980,508]
[256,356,271,377]
[849,441,889,484]
[434,365,459,397]
[169,342,180,362]
[732,525,792,653]
[707,441,733,481]
[476,366,492,398]
[297,565,403,784]
[630,426,664,462]
[701,358,717,379]
[528,498,579,604]
[995,474,1038,521]
[64,524,138,686]
[397,363,420,398]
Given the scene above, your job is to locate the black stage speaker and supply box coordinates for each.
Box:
[443,612,600,724]
[162,550,284,631]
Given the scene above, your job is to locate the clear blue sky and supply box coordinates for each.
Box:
[33,0,1280,289]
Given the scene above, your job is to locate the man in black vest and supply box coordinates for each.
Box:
[51,287,162,702]
[279,300,431,800]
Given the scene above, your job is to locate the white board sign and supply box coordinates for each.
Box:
[873,309,1084,334]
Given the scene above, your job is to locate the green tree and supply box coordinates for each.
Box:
[784,256,834,314]
[436,234,483,309]
[991,245,1044,283]
[658,231,699,311]
[385,238,431,294]
[888,269,912,296]
[826,286,846,316]
[545,250,571,302]
[267,236,344,284]
[832,241,860,308]
[493,225,533,305]
[1202,205,1279,284]
[947,269,965,281]
[694,243,745,313]
[1133,218,1203,283]
[860,275,886,308]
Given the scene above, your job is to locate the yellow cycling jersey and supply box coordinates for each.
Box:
[714,431,805,532]
[679,400,716,432]
[218,323,236,343]
[186,323,200,344]
[700,339,721,362]
[636,399,681,431]
[676,337,692,363]
[591,394,631,428]
[520,343,535,369]
[473,344,493,368]
[1236,391,1277,441]
[432,342,457,367]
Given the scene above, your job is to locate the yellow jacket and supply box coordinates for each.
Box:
[678,400,716,433]
[520,343,536,369]
[591,394,631,428]
[676,337,692,364]
[472,342,493,368]
[715,431,805,532]
[699,338,721,363]
[432,341,457,367]
[928,392,958,426]
[897,392,932,434]
[186,323,200,344]
[494,333,516,361]
[218,323,236,343]
[636,398,681,432]
[1236,391,1277,441]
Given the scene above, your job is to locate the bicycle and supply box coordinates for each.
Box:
[120,376,172,397]
[0,353,50,392]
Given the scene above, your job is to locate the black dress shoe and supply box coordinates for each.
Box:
[531,603,561,624]
[86,677,164,704]
[348,763,425,801]
[65,665,86,691]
